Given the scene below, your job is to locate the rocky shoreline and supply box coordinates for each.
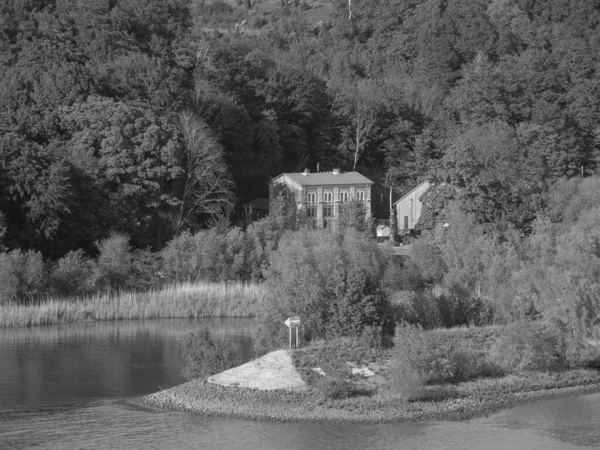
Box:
[136,378,600,424]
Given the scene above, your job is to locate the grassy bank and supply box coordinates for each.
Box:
[0,281,266,327]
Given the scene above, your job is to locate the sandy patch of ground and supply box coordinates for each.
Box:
[207,349,307,391]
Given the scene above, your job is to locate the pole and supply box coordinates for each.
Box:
[289,327,292,349]
[296,326,299,348]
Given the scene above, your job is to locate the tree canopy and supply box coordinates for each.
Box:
[2,0,600,255]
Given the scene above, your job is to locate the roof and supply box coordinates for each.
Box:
[393,181,430,206]
[243,198,269,210]
[269,171,373,187]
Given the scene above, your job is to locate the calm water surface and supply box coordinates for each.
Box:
[1,318,599,449]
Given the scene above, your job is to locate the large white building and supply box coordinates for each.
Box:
[268,169,373,228]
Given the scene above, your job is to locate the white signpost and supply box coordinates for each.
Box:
[284,316,300,349]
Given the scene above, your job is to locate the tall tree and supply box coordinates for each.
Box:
[59,96,182,248]
[0,133,72,251]
[170,112,235,236]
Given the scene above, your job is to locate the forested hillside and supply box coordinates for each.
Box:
[2,0,600,257]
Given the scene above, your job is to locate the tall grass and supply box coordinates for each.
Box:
[0,281,266,327]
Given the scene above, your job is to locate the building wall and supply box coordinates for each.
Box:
[395,182,430,232]
[269,177,371,229]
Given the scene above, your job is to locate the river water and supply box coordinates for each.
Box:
[1,318,599,449]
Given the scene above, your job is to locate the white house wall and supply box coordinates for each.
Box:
[395,182,430,231]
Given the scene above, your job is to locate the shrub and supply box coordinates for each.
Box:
[326,268,392,339]
[96,233,132,291]
[162,224,278,284]
[387,357,423,403]
[410,239,447,284]
[392,290,494,330]
[48,249,98,297]
[181,326,241,381]
[128,248,164,291]
[392,323,487,384]
[407,291,444,329]
[383,259,423,291]
[315,378,357,400]
[0,249,46,304]
[250,15,268,29]
[576,343,600,369]
[488,320,567,373]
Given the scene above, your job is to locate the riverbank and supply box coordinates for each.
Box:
[0,282,266,327]
[138,367,600,424]
[140,323,600,423]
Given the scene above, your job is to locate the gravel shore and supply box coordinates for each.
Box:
[137,378,600,424]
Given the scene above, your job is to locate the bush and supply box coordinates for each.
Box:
[96,233,132,291]
[392,290,494,330]
[315,378,357,400]
[387,357,423,403]
[383,259,424,291]
[0,249,46,304]
[410,239,447,284]
[48,249,98,297]
[250,15,268,29]
[128,248,164,291]
[488,320,567,373]
[181,326,242,381]
[326,268,392,339]
[392,323,487,384]
[162,220,283,284]
[576,343,600,369]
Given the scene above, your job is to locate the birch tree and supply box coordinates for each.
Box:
[333,81,382,171]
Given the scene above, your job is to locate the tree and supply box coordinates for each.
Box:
[333,80,382,171]
[95,51,191,109]
[59,96,182,248]
[385,167,403,239]
[338,198,372,234]
[170,113,235,235]
[256,228,391,349]
[0,212,7,252]
[0,133,72,248]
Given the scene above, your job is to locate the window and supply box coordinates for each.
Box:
[323,207,332,228]
[324,192,333,203]
[357,191,365,201]
[404,215,408,230]
[307,192,316,203]
[340,192,348,203]
[307,207,316,218]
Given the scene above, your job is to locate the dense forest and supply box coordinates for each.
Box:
[1,0,600,257]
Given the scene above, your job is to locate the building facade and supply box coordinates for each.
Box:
[394,181,430,232]
[268,169,373,228]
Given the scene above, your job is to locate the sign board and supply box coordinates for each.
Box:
[284,316,300,328]
[284,316,301,349]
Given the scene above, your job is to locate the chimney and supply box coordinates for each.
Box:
[332,168,340,175]
[302,168,310,176]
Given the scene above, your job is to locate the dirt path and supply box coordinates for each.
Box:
[207,349,307,391]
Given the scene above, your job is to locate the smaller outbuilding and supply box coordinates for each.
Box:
[376,224,390,242]
[394,181,430,233]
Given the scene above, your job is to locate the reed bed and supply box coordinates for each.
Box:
[0,281,267,328]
